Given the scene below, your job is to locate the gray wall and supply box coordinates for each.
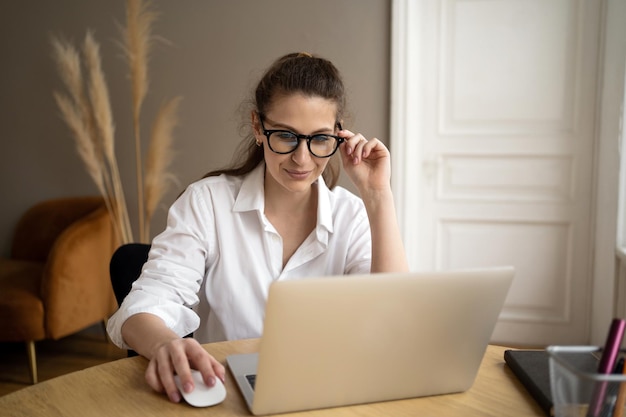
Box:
[0,1,390,256]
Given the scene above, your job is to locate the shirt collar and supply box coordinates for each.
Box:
[232,163,266,213]
[232,162,334,235]
[316,175,334,235]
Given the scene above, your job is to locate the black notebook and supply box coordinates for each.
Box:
[504,349,599,417]
[504,350,554,416]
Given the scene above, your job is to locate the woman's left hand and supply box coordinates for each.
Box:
[338,128,409,273]
[338,129,391,194]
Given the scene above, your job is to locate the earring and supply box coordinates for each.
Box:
[255,140,262,147]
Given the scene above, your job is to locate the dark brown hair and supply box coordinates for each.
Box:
[202,52,346,188]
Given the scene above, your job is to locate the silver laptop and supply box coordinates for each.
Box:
[227,267,514,415]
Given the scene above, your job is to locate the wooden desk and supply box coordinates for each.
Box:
[0,340,544,416]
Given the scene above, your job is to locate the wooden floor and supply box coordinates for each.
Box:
[0,324,126,397]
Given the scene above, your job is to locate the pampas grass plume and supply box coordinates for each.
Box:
[53,0,178,244]
[144,96,182,239]
[124,0,158,241]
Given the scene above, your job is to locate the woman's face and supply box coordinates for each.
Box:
[254,93,338,198]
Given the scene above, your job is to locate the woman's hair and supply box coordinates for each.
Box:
[202,52,347,188]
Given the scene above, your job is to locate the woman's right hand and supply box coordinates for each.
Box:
[145,337,226,403]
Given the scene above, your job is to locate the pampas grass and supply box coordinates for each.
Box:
[51,38,101,191]
[124,0,158,241]
[52,0,179,244]
[144,97,182,238]
[84,31,135,244]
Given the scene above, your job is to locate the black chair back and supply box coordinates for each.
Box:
[110,243,151,306]
[109,243,150,357]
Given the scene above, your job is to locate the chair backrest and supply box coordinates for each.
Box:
[109,243,151,307]
[12,196,105,262]
[109,243,151,358]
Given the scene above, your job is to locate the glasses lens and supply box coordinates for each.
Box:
[269,131,299,153]
[309,135,339,157]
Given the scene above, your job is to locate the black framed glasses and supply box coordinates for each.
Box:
[259,115,344,158]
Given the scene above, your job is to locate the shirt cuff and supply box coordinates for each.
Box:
[106,293,201,351]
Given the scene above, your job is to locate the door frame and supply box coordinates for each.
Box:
[389,0,626,344]
[588,0,626,344]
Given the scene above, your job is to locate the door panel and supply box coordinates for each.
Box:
[391,0,601,345]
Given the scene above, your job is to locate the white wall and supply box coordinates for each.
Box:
[0,0,390,254]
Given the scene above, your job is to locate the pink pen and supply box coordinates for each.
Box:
[587,318,626,417]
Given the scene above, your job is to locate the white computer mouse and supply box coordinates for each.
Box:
[174,370,226,407]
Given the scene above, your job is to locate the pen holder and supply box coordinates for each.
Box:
[547,346,626,417]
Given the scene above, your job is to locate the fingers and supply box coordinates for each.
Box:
[145,358,167,394]
[144,338,225,403]
[187,343,226,385]
[145,340,187,403]
[339,129,384,165]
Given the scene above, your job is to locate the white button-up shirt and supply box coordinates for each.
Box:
[107,163,371,349]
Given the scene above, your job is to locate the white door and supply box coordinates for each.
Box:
[391,0,602,345]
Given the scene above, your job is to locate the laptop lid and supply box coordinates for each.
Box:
[227,267,514,415]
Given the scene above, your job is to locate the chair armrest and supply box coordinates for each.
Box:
[42,205,120,339]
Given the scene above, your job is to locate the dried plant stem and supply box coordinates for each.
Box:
[52,36,130,244]
[125,0,157,242]
[144,96,182,239]
[134,119,144,241]
[83,31,134,243]
[53,0,178,245]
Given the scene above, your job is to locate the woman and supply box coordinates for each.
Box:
[107,52,408,403]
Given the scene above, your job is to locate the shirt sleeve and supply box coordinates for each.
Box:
[106,184,213,350]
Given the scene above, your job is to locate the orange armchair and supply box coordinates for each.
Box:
[0,196,119,383]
